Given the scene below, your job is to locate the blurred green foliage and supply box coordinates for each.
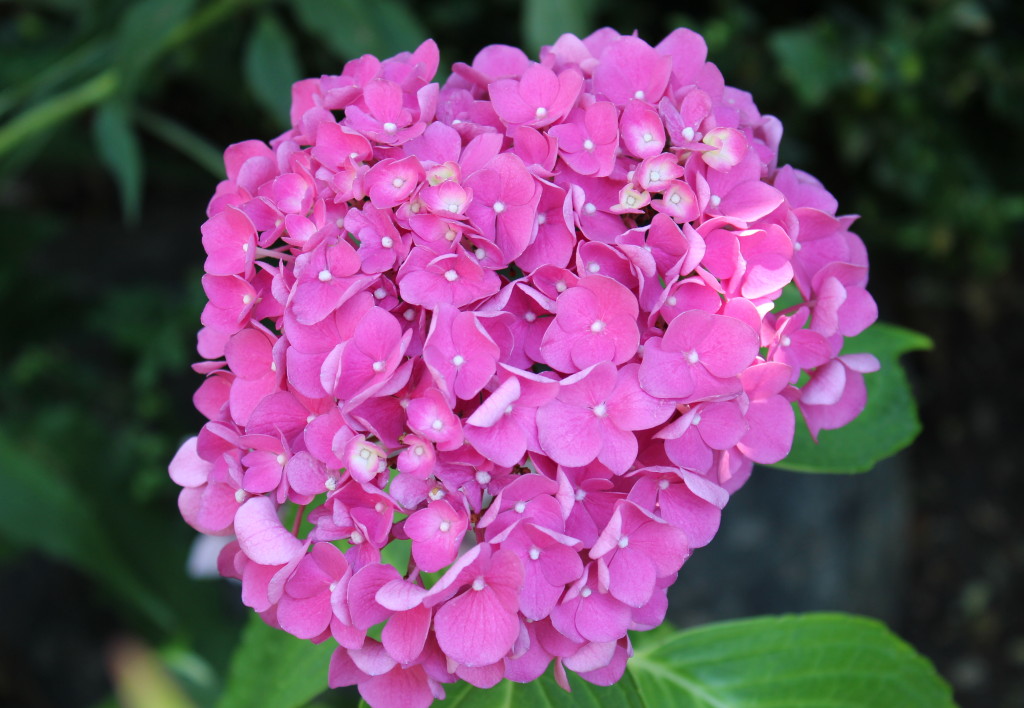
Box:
[0,0,1018,706]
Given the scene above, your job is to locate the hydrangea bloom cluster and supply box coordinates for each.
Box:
[170,27,878,708]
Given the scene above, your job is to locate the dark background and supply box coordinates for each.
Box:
[1,0,1021,706]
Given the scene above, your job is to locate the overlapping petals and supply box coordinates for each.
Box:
[176,27,879,708]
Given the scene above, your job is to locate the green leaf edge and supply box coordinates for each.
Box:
[772,322,933,474]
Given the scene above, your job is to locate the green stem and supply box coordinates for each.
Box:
[0,70,118,157]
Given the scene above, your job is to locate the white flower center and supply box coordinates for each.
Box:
[555,280,567,292]
[581,587,593,598]
[634,90,646,100]
[592,402,608,418]
[617,536,629,548]
[374,287,387,299]
[452,354,465,366]
[318,269,332,282]
[682,127,695,141]
[234,489,247,503]
[475,470,491,485]
[587,262,600,273]
[514,501,527,514]
[380,236,394,248]
[391,178,405,189]
[686,350,699,364]
[583,139,595,151]
[444,269,459,282]
[584,202,597,214]
[350,530,364,544]
[493,201,506,214]
[575,489,587,501]
[241,242,249,252]
[404,309,416,321]
[439,520,451,532]
[658,479,670,490]
[710,194,722,207]
[431,418,444,431]
[382,122,397,133]
[325,476,337,491]
[242,294,252,305]
[529,547,541,561]
[781,336,792,347]
[590,320,605,332]
[372,360,385,372]
[535,106,548,118]
[472,576,486,591]
[524,311,537,323]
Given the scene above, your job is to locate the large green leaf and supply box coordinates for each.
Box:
[775,322,932,473]
[244,12,303,128]
[291,0,428,61]
[522,0,597,55]
[217,614,335,708]
[629,614,955,708]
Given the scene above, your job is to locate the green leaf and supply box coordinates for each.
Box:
[433,664,645,707]
[291,0,427,61]
[775,322,932,473]
[217,614,335,708]
[522,0,596,55]
[93,100,144,222]
[629,613,955,708]
[244,12,303,128]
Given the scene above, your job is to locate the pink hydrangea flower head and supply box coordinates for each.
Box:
[172,26,880,708]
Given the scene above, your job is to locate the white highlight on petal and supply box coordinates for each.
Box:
[270,361,277,372]
[444,269,459,282]
[318,269,333,282]
[590,320,605,332]
[493,201,506,214]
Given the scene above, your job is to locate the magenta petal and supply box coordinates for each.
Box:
[434,588,520,667]
[381,605,431,664]
[234,496,304,565]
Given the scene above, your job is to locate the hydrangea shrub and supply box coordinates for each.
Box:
[170,27,880,708]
